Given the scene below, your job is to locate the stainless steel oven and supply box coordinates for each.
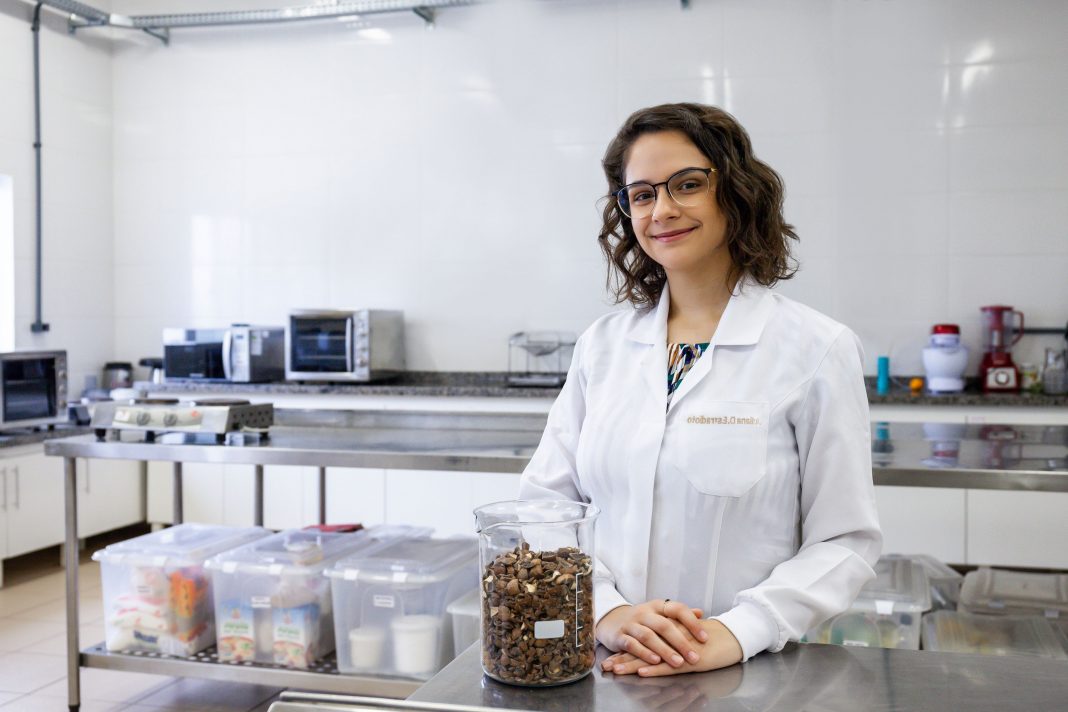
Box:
[0,350,68,429]
[163,325,285,383]
[286,309,405,382]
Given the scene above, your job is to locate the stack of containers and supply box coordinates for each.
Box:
[804,557,931,649]
[205,527,414,669]
[900,554,964,611]
[327,536,478,679]
[445,588,481,657]
[93,524,270,656]
[922,611,1068,660]
[922,568,1068,660]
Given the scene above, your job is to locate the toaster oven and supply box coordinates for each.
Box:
[0,350,68,430]
[286,310,405,382]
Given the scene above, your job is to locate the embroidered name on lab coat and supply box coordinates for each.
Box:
[686,415,762,425]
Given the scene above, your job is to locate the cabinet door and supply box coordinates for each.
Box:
[385,469,478,537]
[874,486,966,565]
[263,465,319,530]
[183,462,226,525]
[326,468,386,529]
[4,452,63,557]
[147,461,174,525]
[77,459,143,537]
[222,465,256,528]
[967,490,1068,568]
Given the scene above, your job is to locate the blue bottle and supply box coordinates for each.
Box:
[877,356,890,395]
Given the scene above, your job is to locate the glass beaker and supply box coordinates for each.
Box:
[474,500,598,687]
[1043,348,1067,395]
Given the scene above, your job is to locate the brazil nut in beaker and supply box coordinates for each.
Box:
[475,500,598,687]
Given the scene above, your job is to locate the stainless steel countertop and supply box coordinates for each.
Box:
[408,643,1068,712]
[42,411,1068,490]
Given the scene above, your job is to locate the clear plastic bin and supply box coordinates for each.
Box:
[93,524,269,656]
[885,553,963,610]
[327,537,478,679]
[959,568,1068,617]
[446,588,481,657]
[922,610,1068,660]
[803,556,931,650]
[804,610,922,649]
[205,528,388,668]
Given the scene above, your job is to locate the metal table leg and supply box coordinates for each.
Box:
[254,465,264,526]
[319,466,327,524]
[64,456,80,712]
[172,462,183,524]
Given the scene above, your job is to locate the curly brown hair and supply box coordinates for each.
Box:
[598,103,799,307]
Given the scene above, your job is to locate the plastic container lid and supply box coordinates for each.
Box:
[852,558,932,614]
[206,529,378,576]
[328,536,477,585]
[959,568,1068,616]
[446,588,480,618]
[91,523,269,568]
[932,324,960,334]
[883,554,962,583]
[922,611,1068,660]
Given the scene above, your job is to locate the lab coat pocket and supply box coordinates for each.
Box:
[678,401,770,498]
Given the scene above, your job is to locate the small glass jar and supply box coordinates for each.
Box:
[475,500,598,687]
[1020,363,1041,393]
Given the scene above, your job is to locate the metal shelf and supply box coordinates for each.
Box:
[81,643,421,699]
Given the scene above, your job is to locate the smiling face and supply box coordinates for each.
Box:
[623,130,731,280]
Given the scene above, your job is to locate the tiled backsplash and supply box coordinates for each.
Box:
[3,0,1067,381]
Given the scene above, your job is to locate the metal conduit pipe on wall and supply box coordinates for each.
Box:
[21,0,474,335]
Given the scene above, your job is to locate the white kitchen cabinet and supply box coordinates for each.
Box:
[3,450,63,558]
[76,458,143,538]
[384,469,519,537]
[966,490,1068,568]
[149,461,262,527]
[263,465,320,530]
[325,467,387,529]
[873,486,966,565]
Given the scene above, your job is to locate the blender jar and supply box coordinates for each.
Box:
[474,500,598,687]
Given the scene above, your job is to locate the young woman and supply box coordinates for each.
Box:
[518,103,882,677]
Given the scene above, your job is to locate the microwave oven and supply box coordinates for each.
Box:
[286,309,405,382]
[163,325,285,383]
[0,350,68,429]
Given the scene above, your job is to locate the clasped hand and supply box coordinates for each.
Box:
[595,599,743,677]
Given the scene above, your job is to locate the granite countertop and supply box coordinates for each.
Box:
[138,372,562,399]
[0,425,93,450]
[138,372,1068,407]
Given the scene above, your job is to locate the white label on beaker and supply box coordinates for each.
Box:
[373,595,396,609]
[874,600,894,616]
[534,620,565,639]
[251,596,272,609]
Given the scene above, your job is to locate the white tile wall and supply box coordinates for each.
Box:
[0,2,113,391]
[2,0,1067,378]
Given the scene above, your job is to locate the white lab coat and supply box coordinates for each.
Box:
[518,280,882,661]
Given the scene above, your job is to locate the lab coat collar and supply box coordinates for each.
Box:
[624,277,776,347]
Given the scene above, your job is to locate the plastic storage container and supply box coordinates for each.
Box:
[93,524,269,655]
[803,557,931,650]
[446,588,481,657]
[959,568,1068,617]
[328,536,478,679]
[475,500,599,687]
[905,554,963,610]
[922,611,1068,660]
[206,529,386,668]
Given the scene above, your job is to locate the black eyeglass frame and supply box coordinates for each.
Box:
[614,166,717,219]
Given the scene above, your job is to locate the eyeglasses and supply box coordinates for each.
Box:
[615,167,716,219]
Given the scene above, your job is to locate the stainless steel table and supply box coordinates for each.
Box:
[43,412,1068,711]
[408,642,1068,712]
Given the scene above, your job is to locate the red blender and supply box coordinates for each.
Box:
[979,305,1025,393]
